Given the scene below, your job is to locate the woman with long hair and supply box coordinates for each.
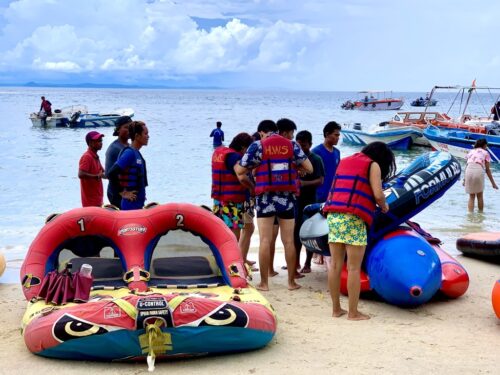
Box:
[323,142,396,320]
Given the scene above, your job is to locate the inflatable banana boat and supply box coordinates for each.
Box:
[299,151,467,306]
[21,203,276,368]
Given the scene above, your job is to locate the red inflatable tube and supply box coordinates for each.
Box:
[21,203,248,300]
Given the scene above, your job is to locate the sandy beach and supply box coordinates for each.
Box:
[1,250,499,375]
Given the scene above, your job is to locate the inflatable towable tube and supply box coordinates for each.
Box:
[456,232,500,258]
[300,151,461,252]
[21,203,276,365]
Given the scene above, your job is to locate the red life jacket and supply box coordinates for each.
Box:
[211,146,246,203]
[255,134,298,195]
[323,153,376,226]
[41,100,52,114]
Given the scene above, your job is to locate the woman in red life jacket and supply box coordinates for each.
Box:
[211,132,253,240]
[323,142,395,320]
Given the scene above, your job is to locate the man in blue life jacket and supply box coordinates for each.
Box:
[235,119,313,292]
[210,121,225,148]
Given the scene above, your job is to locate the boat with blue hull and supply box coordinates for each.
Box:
[30,106,134,128]
[342,122,423,150]
[423,125,500,163]
[411,98,438,107]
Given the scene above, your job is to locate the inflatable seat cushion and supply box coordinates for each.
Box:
[69,257,123,279]
[152,256,216,278]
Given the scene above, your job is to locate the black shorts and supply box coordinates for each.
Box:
[257,208,295,220]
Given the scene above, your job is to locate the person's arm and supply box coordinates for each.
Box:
[108,151,138,201]
[210,129,214,137]
[221,131,224,142]
[297,158,313,174]
[235,164,255,194]
[78,155,104,180]
[485,160,498,189]
[369,162,389,212]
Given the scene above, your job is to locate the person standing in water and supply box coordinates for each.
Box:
[464,138,498,212]
[323,142,395,320]
[210,121,225,148]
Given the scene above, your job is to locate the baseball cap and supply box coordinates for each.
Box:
[113,116,133,136]
[85,131,104,145]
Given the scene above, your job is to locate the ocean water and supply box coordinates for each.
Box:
[1,87,499,277]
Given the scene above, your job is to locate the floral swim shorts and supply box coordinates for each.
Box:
[327,212,367,246]
[213,199,245,230]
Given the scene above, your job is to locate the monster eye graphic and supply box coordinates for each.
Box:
[200,304,248,327]
[53,314,108,342]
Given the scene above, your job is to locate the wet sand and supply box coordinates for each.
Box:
[1,251,499,375]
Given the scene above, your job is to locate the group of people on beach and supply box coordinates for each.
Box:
[75,108,497,322]
[210,118,396,320]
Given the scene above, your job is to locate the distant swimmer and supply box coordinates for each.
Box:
[210,121,225,148]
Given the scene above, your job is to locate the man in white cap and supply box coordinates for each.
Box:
[78,131,105,207]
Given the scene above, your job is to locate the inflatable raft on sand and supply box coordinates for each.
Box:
[456,232,500,258]
[20,203,276,370]
[300,151,469,306]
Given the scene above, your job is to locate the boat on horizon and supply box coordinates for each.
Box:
[341,91,404,111]
[30,105,134,128]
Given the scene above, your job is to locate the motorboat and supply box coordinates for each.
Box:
[341,91,404,111]
[342,121,423,150]
[411,97,438,107]
[30,105,88,127]
[423,125,500,163]
[30,106,134,128]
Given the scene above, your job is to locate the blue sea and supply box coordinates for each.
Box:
[1,87,499,281]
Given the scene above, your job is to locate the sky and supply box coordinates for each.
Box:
[0,0,499,91]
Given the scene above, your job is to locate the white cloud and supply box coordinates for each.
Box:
[0,0,324,81]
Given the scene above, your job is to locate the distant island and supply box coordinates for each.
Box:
[0,81,224,90]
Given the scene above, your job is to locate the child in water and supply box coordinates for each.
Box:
[323,142,396,320]
[464,138,498,212]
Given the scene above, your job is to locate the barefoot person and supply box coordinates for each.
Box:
[464,138,498,212]
[323,142,395,320]
[235,119,312,291]
[211,132,253,240]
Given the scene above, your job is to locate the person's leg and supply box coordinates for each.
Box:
[293,200,305,271]
[268,223,279,276]
[468,193,475,212]
[328,242,346,317]
[477,192,484,212]
[256,216,276,291]
[345,244,370,320]
[231,227,241,241]
[279,217,301,290]
[301,250,313,273]
[239,218,255,263]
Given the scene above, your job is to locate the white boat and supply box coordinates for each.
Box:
[30,106,134,128]
[342,121,423,150]
[341,91,404,111]
[30,105,88,127]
